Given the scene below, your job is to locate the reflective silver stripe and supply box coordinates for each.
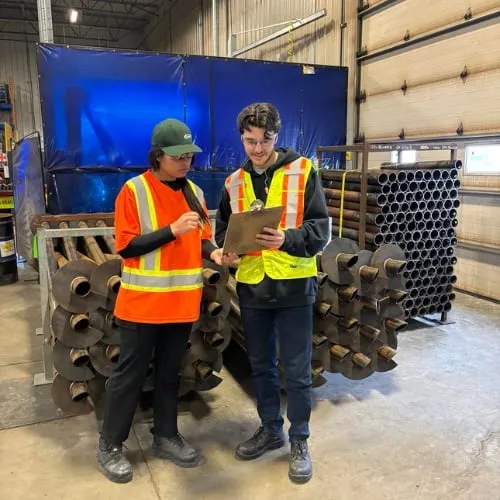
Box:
[284,158,302,228]
[288,158,304,175]
[284,159,304,228]
[121,269,203,291]
[229,195,240,213]
[127,175,155,233]
[127,175,157,270]
[226,170,244,214]
[188,180,206,207]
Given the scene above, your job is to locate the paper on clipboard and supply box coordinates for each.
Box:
[222,206,285,255]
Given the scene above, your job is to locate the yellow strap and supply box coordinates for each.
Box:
[338,169,361,238]
[338,171,348,237]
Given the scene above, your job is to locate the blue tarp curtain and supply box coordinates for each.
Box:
[37,44,348,212]
[12,134,46,264]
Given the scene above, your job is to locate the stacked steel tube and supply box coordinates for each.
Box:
[224,237,408,381]
[321,160,460,319]
[44,219,231,416]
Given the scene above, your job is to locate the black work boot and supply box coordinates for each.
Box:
[152,433,201,468]
[97,437,133,484]
[289,439,312,484]
[235,426,285,460]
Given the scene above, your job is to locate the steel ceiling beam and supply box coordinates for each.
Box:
[17,0,158,14]
[14,0,158,7]
[119,0,159,16]
[0,2,151,24]
[0,20,137,44]
[79,0,158,7]
[0,28,116,43]
[0,16,136,33]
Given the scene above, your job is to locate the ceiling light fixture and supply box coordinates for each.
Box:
[69,9,79,23]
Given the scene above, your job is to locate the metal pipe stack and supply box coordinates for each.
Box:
[45,219,232,416]
[321,160,460,319]
[224,237,408,381]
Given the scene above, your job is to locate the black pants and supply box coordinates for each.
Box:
[239,305,313,441]
[101,322,192,445]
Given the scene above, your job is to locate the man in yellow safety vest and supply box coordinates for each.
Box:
[215,103,329,484]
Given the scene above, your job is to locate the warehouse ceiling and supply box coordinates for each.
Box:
[0,0,165,46]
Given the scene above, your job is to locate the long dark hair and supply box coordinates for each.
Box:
[148,147,209,226]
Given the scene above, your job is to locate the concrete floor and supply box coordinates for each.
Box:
[1,268,500,500]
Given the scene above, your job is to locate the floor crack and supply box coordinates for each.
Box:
[452,428,500,497]
[470,430,498,466]
[463,428,500,479]
[133,426,161,500]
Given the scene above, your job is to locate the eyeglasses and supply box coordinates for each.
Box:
[168,153,194,160]
[241,135,276,148]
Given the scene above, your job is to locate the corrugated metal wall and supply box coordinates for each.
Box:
[143,0,343,64]
[141,0,207,54]
[0,40,42,140]
[224,0,340,64]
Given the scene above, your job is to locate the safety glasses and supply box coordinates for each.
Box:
[168,153,195,160]
[241,134,277,149]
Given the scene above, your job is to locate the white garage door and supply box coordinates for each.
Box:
[358,0,500,140]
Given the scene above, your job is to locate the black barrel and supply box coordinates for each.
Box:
[0,214,18,285]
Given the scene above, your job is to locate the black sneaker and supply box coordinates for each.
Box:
[152,433,201,468]
[96,437,133,484]
[289,440,312,484]
[235,426,285,461]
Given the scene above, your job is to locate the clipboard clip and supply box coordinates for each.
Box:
[250,199,265,211]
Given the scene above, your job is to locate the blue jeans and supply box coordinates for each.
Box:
[239,305,313,441]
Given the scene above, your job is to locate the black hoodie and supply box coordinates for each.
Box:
[215,147,330,309]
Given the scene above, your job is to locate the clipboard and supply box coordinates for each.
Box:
[222,206,285,255]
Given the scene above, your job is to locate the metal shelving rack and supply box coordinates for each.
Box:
[34,224,116,386]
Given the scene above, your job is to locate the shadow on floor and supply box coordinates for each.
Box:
[403,315,452,332]
[314,369,399,407]
[222,337,401,411]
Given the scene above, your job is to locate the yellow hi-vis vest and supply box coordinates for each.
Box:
[225,157,317,284]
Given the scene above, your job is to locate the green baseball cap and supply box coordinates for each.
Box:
[151,118,202,156]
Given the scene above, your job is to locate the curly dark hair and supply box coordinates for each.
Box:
[237,103,282,139]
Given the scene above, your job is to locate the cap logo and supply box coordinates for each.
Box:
[184,133,192,140]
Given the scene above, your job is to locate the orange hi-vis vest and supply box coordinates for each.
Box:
[224,157,317,284]
[113,170,211,324]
